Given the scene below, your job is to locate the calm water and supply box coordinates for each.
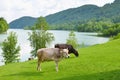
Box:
[0,29,109,66]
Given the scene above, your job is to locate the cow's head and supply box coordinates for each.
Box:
[60,48,69,58]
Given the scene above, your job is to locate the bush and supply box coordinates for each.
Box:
[110,33,120,40]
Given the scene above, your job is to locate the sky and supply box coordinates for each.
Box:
[0,0,115,23]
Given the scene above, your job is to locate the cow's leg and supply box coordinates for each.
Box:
[37,59,42,71]
[55,61,58,72]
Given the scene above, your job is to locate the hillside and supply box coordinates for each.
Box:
[9,0,120,29]
[9,16,37,29]
[46,5,99,24]
[0,38,120,80]
[47,0,120,24]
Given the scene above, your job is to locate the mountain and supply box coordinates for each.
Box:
[9,0,120,29]
[9,16,37,29]
[46,0,120,24]
[46,5,99,24]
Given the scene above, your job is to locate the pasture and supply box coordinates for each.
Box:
[0,39,120,80]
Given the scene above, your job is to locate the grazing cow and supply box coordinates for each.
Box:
[37,48,69,72]
[55,44,79,57]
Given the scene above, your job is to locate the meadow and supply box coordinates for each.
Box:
[0,39,120,80]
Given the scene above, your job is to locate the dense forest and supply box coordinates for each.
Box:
[0,17,9,33]
[46,0,120,29]
[48,0,120,37]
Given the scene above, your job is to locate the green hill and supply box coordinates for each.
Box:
[50,0,120,23]
[0,38,120,80]
[9,16,37,29]
[9,0,120,29]
[46,5,99,24]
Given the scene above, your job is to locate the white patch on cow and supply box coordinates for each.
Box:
[62,48,69,58]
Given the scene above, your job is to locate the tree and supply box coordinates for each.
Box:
[28,16,54,57]
[102,23,120,37]
[66,31,79,48]
[35,16,49,30]
[0,17,9,33]
[2,32,20,64]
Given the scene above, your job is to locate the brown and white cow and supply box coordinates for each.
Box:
[37,48,69,72]
[55,44,79,57]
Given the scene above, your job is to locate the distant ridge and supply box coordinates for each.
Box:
[9,16,37,29]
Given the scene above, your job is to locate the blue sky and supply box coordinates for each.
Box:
[0,0,114,23]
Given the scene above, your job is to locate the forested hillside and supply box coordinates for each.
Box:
[47,0,120,31]
[46,0,120,24]
[9,16,37,29]
[9,0,120,33]
[46,5,99,24]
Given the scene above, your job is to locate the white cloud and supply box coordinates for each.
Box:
[0,0,114,23]
[87,0,114,6]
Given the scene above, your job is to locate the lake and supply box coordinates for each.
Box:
[0,29,109,66]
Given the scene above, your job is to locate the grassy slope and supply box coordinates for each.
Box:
[0,39,120,80]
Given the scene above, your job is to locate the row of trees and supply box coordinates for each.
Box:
[102,23,120,37]
[77,20,113,32]
[49,19,115,33]
[0,17,9,33]
[51,20,120,38]
[76,19,120,37]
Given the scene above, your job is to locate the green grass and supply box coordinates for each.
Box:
[0,39,120,80]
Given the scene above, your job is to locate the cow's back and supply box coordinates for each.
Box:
[55,44,68,49]
[37,48,60,60]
